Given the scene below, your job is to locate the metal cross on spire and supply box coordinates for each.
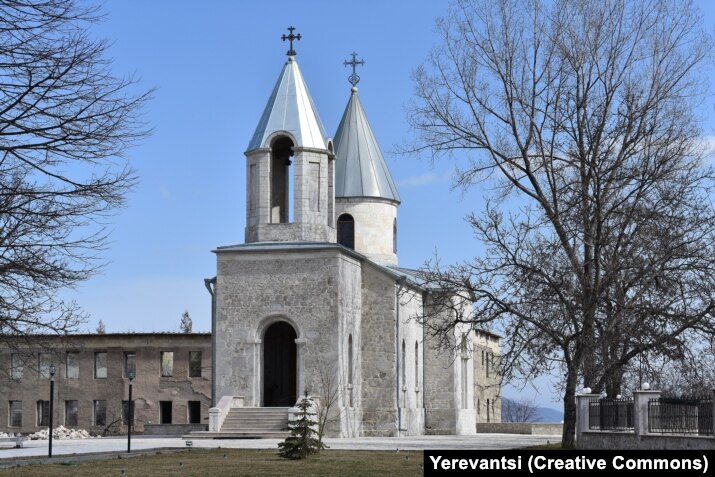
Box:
[281,26,302,56]
[344,52,365,87]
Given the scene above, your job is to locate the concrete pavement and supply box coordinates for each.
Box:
[0,434,555,461]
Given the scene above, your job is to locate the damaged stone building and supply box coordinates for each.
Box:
[0,333,211,435]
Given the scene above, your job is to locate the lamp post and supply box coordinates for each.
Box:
[127,372,134,453]
[48,364,55,458]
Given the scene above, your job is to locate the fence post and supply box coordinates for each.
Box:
[633,389,660,436]
[575,391,600,447]
[712,389,715,437]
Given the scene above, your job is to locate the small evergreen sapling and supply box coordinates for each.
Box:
[278,391,324,459]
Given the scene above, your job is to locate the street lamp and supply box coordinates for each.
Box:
[127,372,134,453]
[49,363,56,458]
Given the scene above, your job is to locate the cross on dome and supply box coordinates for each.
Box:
[343,52,365,87]
[281,26,302,56]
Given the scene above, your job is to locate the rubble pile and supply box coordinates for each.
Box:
[27,425,94,440]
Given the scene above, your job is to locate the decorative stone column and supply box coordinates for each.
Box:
[633,389,660,436]
[575,392,600,447]
[295,338,308,397]
[248,339,261,407]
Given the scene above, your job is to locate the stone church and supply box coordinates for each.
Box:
[207,32,500,437]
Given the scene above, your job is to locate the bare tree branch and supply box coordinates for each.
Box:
[0,0,153,346]
[408,0,714,448]
[501,398,539,423]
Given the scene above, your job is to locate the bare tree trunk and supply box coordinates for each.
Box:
[562,367,579,449]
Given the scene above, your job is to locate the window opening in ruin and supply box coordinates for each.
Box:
[160,401,172,424]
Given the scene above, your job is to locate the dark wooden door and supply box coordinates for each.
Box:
[263,322,297,407]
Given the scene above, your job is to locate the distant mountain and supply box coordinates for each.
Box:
[534,405,564,423]
[501,397,564,423]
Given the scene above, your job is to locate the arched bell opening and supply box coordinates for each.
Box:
[270,136,294,224]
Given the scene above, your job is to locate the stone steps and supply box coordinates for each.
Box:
[217,407,290,438]
[221,421,286,429]
[185,431,289,439]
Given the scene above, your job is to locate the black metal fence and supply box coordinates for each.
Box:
[648,396,713,435]
[589,398,634,431]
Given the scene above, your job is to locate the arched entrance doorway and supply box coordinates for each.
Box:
[263,321,297,407]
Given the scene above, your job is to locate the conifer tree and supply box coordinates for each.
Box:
[278,391,324,459]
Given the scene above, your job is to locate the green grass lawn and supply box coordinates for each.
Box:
[0,449,424,476]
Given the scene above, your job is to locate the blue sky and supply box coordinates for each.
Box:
[59,1,715,407]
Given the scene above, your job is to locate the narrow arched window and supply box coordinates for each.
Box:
[414,341,419,388]
[347,334,353,385]
[401,340,406,386]
[337,213,355,249]
[393,218,397,253]
[348,334,354,407]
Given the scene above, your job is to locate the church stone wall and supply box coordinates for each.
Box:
[214,248,342,407]
[474,330,501,423]
[423,310,457,435]
[397,286,425,435]
[423,295,477,435]
[336,254,362,437]
[359,265,398,436]
[214,246,489,437]
[250,222,335,243]
[455,320,478,435]
[245,149,271,234]
[292,148,330,226]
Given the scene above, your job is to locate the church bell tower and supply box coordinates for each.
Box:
[333,53,401,264]
[244,27,335,243]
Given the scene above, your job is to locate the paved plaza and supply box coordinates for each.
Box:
[0,434,555,461]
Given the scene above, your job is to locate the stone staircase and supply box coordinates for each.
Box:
[187,407,290,439]
[221,407,290,436]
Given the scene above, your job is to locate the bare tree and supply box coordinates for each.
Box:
[501,398,539,423]
[0,1,152,346]
[408,0,714,447]
[314,360,339,447]
[101,412,124,437]
[180,310,192,333]
[95,320,106,335]
[631,339,715,396]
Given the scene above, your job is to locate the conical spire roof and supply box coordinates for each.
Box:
[248,56,328,151]
[334,88,400,203]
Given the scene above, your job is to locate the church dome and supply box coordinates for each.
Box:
[247,56,328,151]
[333,88,400,203]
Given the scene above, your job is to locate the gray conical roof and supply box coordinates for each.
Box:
[334,89,400,203]
[248,56,328,151]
